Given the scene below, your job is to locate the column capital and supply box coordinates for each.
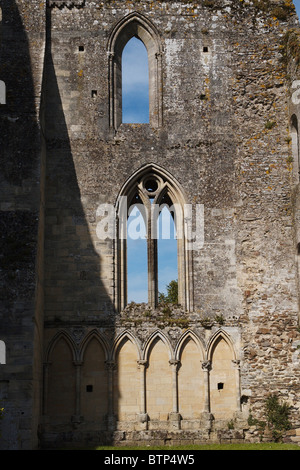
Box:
[73,360,83,367]
[169,359,180,366]
[202,360,211,371]
[105,360,116,371]
[232,359,241,369]
[137,360,148,368]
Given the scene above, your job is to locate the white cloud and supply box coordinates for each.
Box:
[122,37,149,123]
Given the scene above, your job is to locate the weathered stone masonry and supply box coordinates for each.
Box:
[1,0,300,449]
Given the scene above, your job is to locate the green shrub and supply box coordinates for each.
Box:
[265,394,291,442]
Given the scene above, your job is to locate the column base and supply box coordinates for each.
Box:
[137,413,149,430]
[200,411,213,431]
[106,414,117,431]
[138,412,149,423]
[169,412,182,430]
[71,415,84,429]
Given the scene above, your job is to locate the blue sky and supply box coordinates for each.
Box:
[127,204,178,303]
[123,5,300,303]
[122,38,149,124]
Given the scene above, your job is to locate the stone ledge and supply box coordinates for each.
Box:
[48,0,85,8]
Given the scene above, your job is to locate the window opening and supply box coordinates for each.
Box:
[157,206,178,302]
[127,204,148,303]
[122,37,149,124]
[116,164,192,312]
[126,175,179,307]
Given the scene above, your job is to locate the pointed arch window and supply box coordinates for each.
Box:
[115,165,193,311]
[108,12,163,130]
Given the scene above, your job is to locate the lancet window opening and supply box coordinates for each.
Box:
[122,36,149,124]
[107,12,163,130]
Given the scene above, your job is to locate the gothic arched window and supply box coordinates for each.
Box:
[108,12,163,130]
[115,165,193,311]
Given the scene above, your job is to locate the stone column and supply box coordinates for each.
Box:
[201,360,213,432]
[42,362,50,416]
[201,360,211,413]
[169,359,181,429]
[137,360,148,428]
[72,361,83,427]
[232,360,241,412]
[106,360,116,431]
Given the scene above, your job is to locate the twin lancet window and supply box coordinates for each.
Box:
[126,174,177,306]
[116,165,192,312]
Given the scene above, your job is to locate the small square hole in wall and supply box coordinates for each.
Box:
[203,46,209,53]
[218,383,224,390]
[91,90,97,98]
[86,385,93,392]
[79,45,85,52]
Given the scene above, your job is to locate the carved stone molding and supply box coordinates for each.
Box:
[201,360,211,371]
[70,327,86,344]
[48,0,85,8]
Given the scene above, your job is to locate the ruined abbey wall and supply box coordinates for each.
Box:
[1,0,300,449]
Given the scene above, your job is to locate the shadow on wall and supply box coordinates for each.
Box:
[41,6,118,447]
[0,0,41,310]
[0,0,44,451]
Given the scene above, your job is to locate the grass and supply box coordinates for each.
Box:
[93,443,300,451]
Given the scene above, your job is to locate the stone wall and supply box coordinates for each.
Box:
[0,0,46,450]
[1,0,300,449]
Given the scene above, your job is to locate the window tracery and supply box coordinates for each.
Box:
[115,165,192,311]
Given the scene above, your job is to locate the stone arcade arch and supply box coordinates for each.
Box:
[207,330,240,420]
[107,11,163,130]
[112,331,140,423]
[44,332,77,420]
[143,331,173,424]
[43,327,240,433]
[79,332,108,426]
[175,331,206,421]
